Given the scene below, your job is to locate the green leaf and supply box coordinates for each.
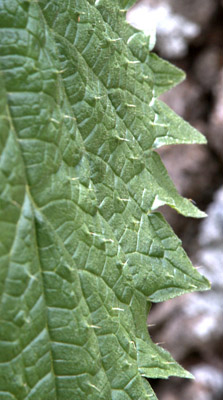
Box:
[0,1,210,399]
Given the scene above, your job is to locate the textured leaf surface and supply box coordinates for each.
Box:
[0,0,209,399]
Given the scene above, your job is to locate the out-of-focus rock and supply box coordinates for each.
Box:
[157,143,221,239]
[157,73,222,239]
[149,289,223,361]
[160,80,204,121]
[197,187,223,288]
[189,365,223,400]
[127,0,200,58]
[168,0,218,28]
[199,188,223,246]
[193,47,221,91]
[155,365,223,400]
[158,144,218,201]
[208,68,223,162]
[127,0,218,58]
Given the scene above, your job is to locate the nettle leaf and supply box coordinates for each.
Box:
[0,1,210,399]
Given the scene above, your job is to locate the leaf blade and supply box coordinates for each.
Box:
[0,1,210,399]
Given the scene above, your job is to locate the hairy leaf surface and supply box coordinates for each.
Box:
[0,1,210,399]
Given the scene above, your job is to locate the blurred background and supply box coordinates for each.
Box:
[127,1,223,399]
